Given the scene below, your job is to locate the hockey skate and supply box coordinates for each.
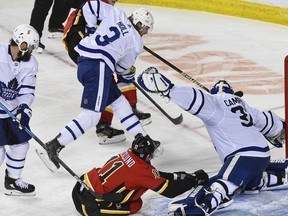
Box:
[4,170,35,196]
[37,42,45,54]
[47,27,64,39]
[96,121,126,144]
[131,104,152,126]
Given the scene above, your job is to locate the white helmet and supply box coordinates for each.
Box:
[131,8,154,32]
[13,24,39,53]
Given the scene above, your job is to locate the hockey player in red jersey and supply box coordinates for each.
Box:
[72,134,209,215]
[63,0,151,145]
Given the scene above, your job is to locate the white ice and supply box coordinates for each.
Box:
[0,0,287,215]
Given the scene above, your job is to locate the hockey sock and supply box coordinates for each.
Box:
[0,146,5,166]
[58,109,101,145]
[111,95,146,137]
[6,142,29,179]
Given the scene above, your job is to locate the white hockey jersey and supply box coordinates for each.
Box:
[0,43,38,118]
[75,0,143,75]
[169,86,283,163]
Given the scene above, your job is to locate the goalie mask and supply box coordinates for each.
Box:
[131,134,159,161]
[210,80,234,95]
[130,8,154,36]
[12,24,39,54]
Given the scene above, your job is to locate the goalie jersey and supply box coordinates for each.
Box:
[0,43,38,119]
[75,0,143,75]
[169,86,283,163]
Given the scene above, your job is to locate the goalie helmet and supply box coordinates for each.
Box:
[210,80,234,95]
[13,24,39,53]
[130,8,154,34]
[131,133,157,160]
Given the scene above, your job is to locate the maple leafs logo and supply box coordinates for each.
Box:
[0,78,19,100]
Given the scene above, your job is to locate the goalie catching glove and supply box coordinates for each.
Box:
[265,121,285,148]
[137,67,174,97]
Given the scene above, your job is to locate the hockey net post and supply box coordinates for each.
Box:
[284,56,288,158]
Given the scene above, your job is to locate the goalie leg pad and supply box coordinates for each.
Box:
[170,180,236,216]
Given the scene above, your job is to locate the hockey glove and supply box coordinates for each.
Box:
[84,26,96,37]
[16,104,32,129]
[187,169,209,186]
[117,66,136,84]
[137,67,174,97]
[265,121,285,148]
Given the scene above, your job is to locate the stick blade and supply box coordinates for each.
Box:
[171,113,183,125]
[35,148,58,173]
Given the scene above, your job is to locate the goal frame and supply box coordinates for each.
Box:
[284,56,288,158]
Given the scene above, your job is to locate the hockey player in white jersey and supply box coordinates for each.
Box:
[138,67,286,216]
[0,24,39,196]
[44,2,158,169]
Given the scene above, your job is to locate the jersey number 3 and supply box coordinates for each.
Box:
[95,26,120,46]
[231,106,253,127]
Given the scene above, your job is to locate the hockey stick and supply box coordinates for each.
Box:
[144,46,244,97]
[0,102,122,202]
[144,46,211,92]
[133,80,183,125]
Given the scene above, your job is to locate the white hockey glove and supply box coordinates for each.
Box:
[137,67,174,97]
[266,121,285,148]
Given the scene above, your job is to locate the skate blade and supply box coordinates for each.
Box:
[35,149,58,172]
[36,47,44,54]
[5,189,36,196]
[98,134,126,145]
[140,118,152,126]
[47,32,63,39]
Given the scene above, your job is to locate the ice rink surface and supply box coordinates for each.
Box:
[0,0,287,215]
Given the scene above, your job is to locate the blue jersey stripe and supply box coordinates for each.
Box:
[263,111,274,136]
[0,107,17,114]
[20,85,35,90]
[194,90,205,115]
[88,1,96,15]
[224,146,270,162]
[259,112,268,133]
[186,88,197,112]
[77,44,116,66]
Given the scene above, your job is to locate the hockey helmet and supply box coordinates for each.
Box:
[13,24,39,53]
[130,8,154,34]
[131,133,158,160]
[210,80,234,94]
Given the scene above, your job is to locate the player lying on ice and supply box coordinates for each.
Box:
[72,134,209,215]
[137,67,286,216]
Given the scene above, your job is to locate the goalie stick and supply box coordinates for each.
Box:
[0,101,122,202]
[133,80,183,125]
